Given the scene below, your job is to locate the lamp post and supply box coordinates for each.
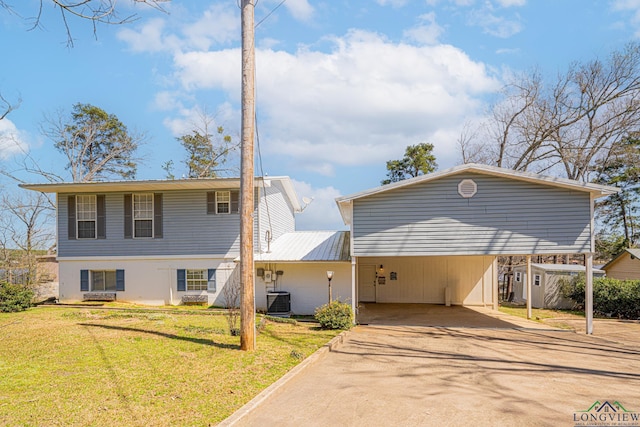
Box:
[326,270,334,303]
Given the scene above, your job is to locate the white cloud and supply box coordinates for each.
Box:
[182,3,240,50]
[170,29,499,175]
[403,12,444,45]
[496,0,526,6]
[467,7,523,38]
[611,0,640,37]
[117,18,175,53]
[376,0,410,7]
[0,119,28,160]
[292,179,346,230]
[282,0,315,22]
[117,4,239,53]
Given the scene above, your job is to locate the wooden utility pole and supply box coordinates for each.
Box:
[240,0,256,351]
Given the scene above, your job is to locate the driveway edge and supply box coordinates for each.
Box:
[218,330,350,426]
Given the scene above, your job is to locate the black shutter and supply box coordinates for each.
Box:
[177,269,186,292]
[124,194,132,239]
[68,196,76,240]
[96,195,106,239]
[231,191,239,214]
[207,192,216,214]
[80,269,89,291]
[116,269,125,292]
[154,193,163,238]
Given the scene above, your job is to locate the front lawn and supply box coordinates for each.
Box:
[499,304,585,329]
[0,306,339,426]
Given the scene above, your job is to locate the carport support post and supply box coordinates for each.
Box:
[526,255,532,320]
[586,253,593,335]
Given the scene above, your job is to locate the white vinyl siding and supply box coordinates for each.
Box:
[76,195,96,239]
[134,193,153,238]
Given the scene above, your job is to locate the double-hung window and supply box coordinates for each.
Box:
[76,195,96,239]
[216,191,231,214]
[177,269,216,292]
[134,193,154,238]
[187,269,208,291]
[515,271,522,283]
[207,191,239,214]
[534,274,541,286]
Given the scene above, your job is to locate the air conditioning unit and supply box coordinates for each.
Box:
[267,291,291,316]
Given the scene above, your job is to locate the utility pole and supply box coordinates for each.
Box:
[240,0,256,351]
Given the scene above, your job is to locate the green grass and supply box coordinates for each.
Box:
[0,306,340,426]
[499,304,586,329]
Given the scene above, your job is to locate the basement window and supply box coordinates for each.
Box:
[458,179,477,198]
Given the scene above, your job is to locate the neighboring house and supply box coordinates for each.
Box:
[602,248,640,280]
[511,263,605,309]
[21,177,301,308]
[336,163,617,317]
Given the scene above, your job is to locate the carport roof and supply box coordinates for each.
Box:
[254,231,350,262]
[335,163,619,225]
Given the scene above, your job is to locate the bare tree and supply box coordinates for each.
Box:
[0,0,169,47]
[0,92,21,121]
[223,266,241,336]
[463,43,640,181]
[1,192,54,286]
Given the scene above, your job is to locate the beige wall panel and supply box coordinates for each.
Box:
[606,255,640,280]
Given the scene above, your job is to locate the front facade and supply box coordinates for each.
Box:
[337,163,617,319]
[512,263,605,309]
[22,177,300,306]
[22,164,617,328]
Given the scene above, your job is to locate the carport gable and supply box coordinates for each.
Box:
[337,164,617,257]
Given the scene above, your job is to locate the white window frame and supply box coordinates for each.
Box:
[215,191,231,214]
[186,269,208,291]
[91,270,117,292]
[76,195,97,239]
[515,271,522,283]
[133,193,154,238]
[534,274,542,286]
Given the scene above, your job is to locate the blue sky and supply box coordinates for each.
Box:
[1,0,640,230]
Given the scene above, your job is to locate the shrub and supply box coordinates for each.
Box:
[0,281,34,313]
[314,300,354,330]
[561,274,640,319]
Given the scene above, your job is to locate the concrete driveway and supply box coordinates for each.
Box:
[222,305,640,426]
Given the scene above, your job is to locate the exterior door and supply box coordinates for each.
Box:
[358,264,377,302]
[521,273,527,300]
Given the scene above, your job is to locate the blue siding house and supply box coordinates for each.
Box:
[22,177,301,306]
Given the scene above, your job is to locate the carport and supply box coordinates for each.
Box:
[336,163,618,333]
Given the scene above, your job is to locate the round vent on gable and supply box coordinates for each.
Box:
[458,179,477,198]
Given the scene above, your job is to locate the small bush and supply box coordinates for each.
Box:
[314,300,354,330]
[562,274,640,319]
[0,281,34,313]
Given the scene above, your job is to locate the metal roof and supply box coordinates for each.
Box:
[335,163,620,225]
[254,231,350,262]
[20,176,302,212]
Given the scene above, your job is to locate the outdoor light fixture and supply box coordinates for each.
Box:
[379,265,384,274]
[326,270,334,303]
